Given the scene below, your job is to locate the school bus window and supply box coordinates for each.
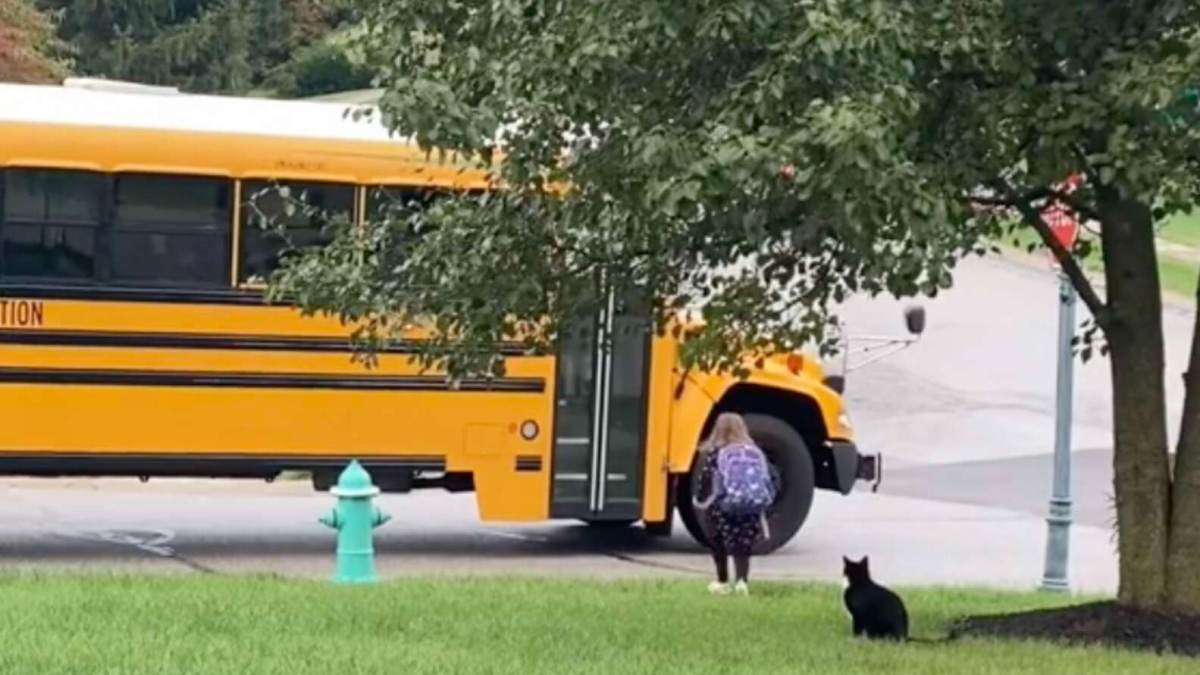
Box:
[366,186,445,221]
[4,168,103,225]
[115,174,231,228]
[240,180,353,283]
[111,174,232,286]
[1,169,103,280]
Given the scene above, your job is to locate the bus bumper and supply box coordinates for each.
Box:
[829,440,882,495]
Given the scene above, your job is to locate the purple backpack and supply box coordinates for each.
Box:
[713,442,775,515]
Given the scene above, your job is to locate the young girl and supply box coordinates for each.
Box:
[692,412,770,596]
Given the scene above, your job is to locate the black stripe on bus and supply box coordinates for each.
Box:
[0,329,530,356]
[0,452,446,477]
[0,283,271,306]
[0,367,545,393]
[515,455,543,472]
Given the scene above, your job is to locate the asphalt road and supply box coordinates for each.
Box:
[0,254,1190,591]
[836,253,1193,525]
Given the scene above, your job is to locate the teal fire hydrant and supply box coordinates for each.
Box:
[318,460,391,584]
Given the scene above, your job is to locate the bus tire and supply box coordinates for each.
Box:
[676,413,816,555]
[312,470,336,492]
[677,471,711,549]
[643,517,673,538]
[744,413,816,555]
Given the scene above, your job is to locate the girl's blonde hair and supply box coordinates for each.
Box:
[703,412,753,452]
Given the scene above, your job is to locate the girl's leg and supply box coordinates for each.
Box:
[733,555,750,583]
[732,515,755,593]
[712,551,730,583]
[708,515,731,592]
[710,528,730,583]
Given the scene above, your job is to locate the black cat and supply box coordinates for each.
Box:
[842,556,909,641]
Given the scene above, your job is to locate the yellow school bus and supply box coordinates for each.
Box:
[0,80,883,552]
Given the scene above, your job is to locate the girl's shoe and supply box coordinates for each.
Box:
[734,580,749,596]
[708,581,730,595]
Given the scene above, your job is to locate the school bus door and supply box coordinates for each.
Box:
[549,287,651,521]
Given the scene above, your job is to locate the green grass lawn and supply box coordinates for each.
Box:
[1004,209,1200,250]
[0,575,1192,674]
[998,225,1199,299]
[1157,254,1199,298]
[1160,211,1200,248]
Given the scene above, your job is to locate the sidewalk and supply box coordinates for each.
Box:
[0,479,1119,594]
[752,490,1118,594]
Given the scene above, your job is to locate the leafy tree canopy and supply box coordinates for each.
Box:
[37,0,364,94]
[272,0,1199,374]
[0,0,70,83]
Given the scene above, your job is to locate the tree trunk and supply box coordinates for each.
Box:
[1098,193,1173,609]
[1167,273,1200,610]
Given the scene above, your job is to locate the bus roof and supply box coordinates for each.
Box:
[0,81,405,145]
[0,81,500,186]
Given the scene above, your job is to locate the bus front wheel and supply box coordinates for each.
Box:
[676,413,817,555]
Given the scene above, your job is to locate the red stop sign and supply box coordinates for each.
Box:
[1042,174,1082,269]
[1043,203,1079,250]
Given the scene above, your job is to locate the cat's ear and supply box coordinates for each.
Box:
[860,556,869,567]
[842,555,851,565]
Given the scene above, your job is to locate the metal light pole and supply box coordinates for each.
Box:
[1041,271,1076,591]
[1039,175,1082,593]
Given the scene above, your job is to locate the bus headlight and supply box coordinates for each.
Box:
[520,420,539,440]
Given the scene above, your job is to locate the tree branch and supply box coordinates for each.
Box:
[1015,199,1112,327]
[968,186,1054,212]
[978,185,1101,230]
[971,184,1111,326]
[1052,190,1102,223]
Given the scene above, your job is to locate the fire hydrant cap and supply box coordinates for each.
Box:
[330,460,381,498]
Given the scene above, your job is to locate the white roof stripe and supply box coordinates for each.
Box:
[0,82,413,145]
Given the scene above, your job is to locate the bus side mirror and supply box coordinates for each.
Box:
[824,374,846,394]
[904,305,926,336]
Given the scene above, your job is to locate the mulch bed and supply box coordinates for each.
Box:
[950,601,1200,658]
